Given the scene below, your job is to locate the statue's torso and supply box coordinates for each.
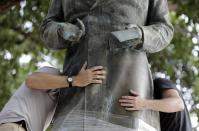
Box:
[53,0,160,131]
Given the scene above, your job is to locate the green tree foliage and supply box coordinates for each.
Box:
[0,0,65,108]
[0,0,198,129]
[171,0,199,23]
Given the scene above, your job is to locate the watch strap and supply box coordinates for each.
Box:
[67,76,73,88]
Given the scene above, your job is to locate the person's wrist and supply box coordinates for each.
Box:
[142,99,149,110]
[144,99,154,110]
[66,76,73,88]
[72,76,80,87]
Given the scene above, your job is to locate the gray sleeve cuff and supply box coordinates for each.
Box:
[110,25,143,49]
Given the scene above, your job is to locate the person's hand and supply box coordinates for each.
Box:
[73,62,106,87]
[119,90,146,111]
[58,22,84,42]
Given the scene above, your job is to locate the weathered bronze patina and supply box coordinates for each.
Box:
[41,0,173,130]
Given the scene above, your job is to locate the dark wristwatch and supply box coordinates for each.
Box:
[67,76,73,88]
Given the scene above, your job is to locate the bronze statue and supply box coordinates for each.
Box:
[41,0,174,130]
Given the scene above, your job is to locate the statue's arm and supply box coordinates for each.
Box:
[40,0,66,50]
[139,0,174,53]
[40,0,84,50]
[111,0,173,53]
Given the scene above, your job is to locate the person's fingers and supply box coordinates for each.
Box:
[80,62,87,71]
[93,75,106,80]
[120,103,134,107]
[125,107,137,111]
[92,80,103,84]
[93,70,106,75]
[129,90,139,96]
[119,99,133,103]
[121,96,136,100]
[90,66,104,71]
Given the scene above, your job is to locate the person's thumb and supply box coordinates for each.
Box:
[129,90,139,96]
[80,62,87,72]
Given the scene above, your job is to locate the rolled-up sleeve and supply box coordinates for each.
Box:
[140,0,174,53]
[40,0,70,50]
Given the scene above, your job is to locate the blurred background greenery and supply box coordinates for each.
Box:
[0,0,199,130]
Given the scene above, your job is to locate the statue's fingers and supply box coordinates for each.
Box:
[77,18,85,35]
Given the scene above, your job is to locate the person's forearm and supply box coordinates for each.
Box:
[25,73,69,89]
[144,97,184,113]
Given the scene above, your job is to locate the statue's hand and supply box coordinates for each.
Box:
[110,24,143,49]
[58,20,85,42]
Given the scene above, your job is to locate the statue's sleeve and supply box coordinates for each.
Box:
[40,0,70,50]
[140,0,174,53]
